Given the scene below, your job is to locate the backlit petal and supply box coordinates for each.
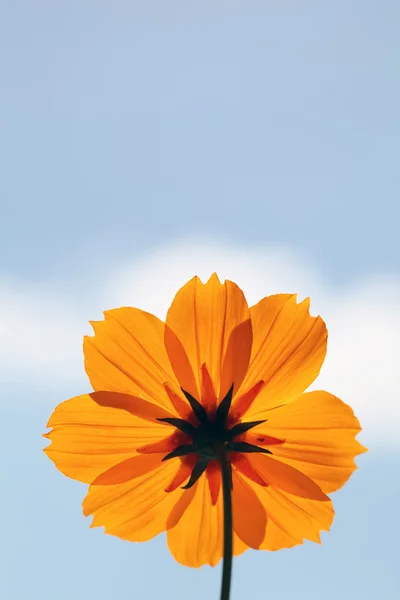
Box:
[165,274,252,400]
[84,308,180,412]
[166,475,247,567]
[239,473,334,550]
[248,390,366,493]
[91,454,163,485]
[136,433,186,455]
[92,391,175,422]
[232,468,267,548]
[83,461,182,542]
[231,453,268,487]
[237,294,327,417]
[44,394,168,483]
[201,363,218,416]
[261,486,334,550]
[248,455,329,501]
[165,457,197,492]
[206,460,221,505]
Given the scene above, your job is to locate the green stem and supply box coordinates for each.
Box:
[219,449,233,600]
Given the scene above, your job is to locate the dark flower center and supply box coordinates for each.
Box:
[158,385,272,489]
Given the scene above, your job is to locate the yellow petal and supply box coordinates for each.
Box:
[237,294,327,417]
[240,474,335,550]
[83,461,182,542]
[165,274,252,400]
[44,394,169,483]
[91,454,164,485]
[166,482,197,530]
[260,486,335,550]
[248,454,329,501]
[232,467,267,548]
[249,390,366,493]
[91,391,175,422]
[166,475,247,567]
[84,308,180,412]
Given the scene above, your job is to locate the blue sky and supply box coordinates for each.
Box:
[1,2,399,599]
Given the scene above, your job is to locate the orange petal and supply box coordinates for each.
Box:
[166,474,247,567]
[243,432,284,447]
[83,460,182,542]
[84,308,180,413]
[165,274,252,401]
[232,468,267,548]
[229,380,265,423]
[220,319,253,401]
[237,294,327,418]
[248,454,329,501]
[44,394,167,484]
[91,391,175,422]
[137,433,187,455]
[206,460,221,505]
[231,453,268,487]
[92,454,162,485]
[166,484,197,529]
[250,390,366,493]
[164,325,199,399]
[243,477,335,550]
[201,363,218,416]
[163,383,193,420]
[165,457,196,492]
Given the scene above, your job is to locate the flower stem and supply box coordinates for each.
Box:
[219,449,233,600]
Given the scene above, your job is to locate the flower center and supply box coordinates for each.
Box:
[158,385,273,489]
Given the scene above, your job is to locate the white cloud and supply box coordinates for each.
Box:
[1,237,399,447]
[0,279,85,389]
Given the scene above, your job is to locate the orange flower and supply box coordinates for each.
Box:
[44,274,365,568]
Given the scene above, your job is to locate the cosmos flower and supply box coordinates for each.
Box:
[44,274,365,576]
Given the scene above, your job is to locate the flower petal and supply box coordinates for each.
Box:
[165,457,196,492]
[136,433,186,455]
[206,460,221,505]
[237,471,334,550]
[247,454,329,501]
[83,461,182,542]
[231,453,268,487]
[259,484,334,550]
[44,394,168,484]
[165,274,252,401]
[91,391,175,422]
[91,454,163,485]
[232,468,267,548]
[201,363,218,416]
[84,308,181,412]
[237,294,327,417]
[166,475,247,567]
[249,391,366,493]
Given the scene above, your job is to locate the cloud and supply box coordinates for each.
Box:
[1,237,399,446]
[0,278,85,390]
